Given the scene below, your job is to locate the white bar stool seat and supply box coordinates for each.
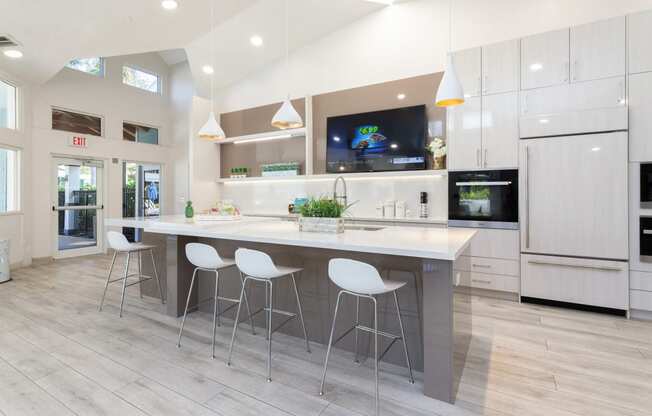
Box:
[177,243,255,359]
[99,231,165,317]
[320,258,415,416]
[227,248,311,382]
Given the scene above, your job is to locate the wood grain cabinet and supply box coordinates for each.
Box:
[628,9,652,74]
[482,39,520,95]
[447,96,482,170]
[628,72,652,161]
[452,47,482,98]
[481,92,519,168]
[521,28,569,90]
[570,16,626,82]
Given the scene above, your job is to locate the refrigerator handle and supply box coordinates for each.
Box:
[525,144,530,249]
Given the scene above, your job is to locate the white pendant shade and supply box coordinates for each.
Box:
[271,98,304,129]
[435,54,464,107]
[198,112,225,141]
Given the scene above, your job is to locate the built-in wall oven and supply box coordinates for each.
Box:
[448,169,519,229]
[641,163,652,209]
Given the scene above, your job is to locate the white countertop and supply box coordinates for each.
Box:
[105,215,475,261]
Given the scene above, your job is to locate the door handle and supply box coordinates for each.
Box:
[472,264,492,269]
[484,149,488,167]
[572,60,578,81]
[52,205,56,212]
[471,279,492,284]
[527,260,623,272]
[525,145,531,249]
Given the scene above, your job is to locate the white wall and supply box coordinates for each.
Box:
[28,53,181,260]
[216,0,652,112]
[0,70,32,267]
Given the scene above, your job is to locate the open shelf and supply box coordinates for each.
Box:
[216,127,306,145]
[216,169,447,184]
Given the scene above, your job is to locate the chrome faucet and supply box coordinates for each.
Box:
[333,176,348,207]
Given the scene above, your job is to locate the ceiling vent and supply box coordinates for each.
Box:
[0,35,19,48]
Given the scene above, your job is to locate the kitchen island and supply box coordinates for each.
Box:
[105,215,475,403]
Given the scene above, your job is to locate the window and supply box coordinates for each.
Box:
[66,58,104,77]
[0,80,16,130]
[123,122,159,145]
[0,147,19,212]
[122,66,160,93]
[52,108,103,136]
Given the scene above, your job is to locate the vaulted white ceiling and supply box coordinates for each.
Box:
[0,0,392,88]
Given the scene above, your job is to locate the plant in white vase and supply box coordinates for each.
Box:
[426,137,447,170]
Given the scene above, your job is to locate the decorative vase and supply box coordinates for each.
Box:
[298,217,345,234]
[434,155,447,170]
[184,201,194,220]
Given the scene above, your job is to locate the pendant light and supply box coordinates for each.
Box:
[435,0,464,107]
[198,0,226,141]
[271,0,303,130]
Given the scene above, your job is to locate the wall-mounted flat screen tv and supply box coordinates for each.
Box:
[326,105,427,173]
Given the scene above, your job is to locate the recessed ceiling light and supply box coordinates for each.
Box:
[3,49,23,59]
[397,93,406,100]
[202,65,214,74]
[161,0,178,10]
[250,35,264,47]
[390,143,398,149]
[333,136,341,142]
[539,118,549,124]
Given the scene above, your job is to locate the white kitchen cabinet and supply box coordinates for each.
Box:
[519,132,628,260]
[455,256,520,276]
[455,270,520,293]
[631,290,652,311]
[629,72,652,162]
[631,271,652,292]
[482,92,518,168]
[447,96,482,170]
[570,16,626,82]
[521,28,569,90]
[519,76,627,138]
[452,47,482,98]
[521,254,629,310]
[628,10,652,74]
[482,39,520,95]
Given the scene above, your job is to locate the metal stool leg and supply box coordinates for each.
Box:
[99,251,117,311]
[177,268,199,348]
[239,271,256,335]
[319,290,344,396]
[212,271,220,359]
[291,273,311,353]
[227,276,247,367]
[264,283,270,340]
[138,251,143,299]
[119,252,131,318]
[394,290,415,384]
[266,280,273,382]
[372,295,379,416]
[150,249,165,304]
[215,270,222,327]
[354,296,360,363]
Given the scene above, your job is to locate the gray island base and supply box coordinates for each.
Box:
[106,216,475,404]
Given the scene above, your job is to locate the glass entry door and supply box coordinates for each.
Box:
[122,162,161,242]
[53,157,104,257]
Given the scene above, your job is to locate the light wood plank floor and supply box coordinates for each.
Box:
[0,254,651,416]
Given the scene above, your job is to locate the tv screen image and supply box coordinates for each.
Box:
[326,105,427,173]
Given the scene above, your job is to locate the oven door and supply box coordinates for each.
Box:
[641,163,652,209]
[448,170,519,229]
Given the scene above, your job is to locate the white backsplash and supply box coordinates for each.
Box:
[217,175,448,221]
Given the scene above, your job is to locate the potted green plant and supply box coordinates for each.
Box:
[298,197,348,233]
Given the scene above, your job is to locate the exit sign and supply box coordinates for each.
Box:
[69,135,88,148]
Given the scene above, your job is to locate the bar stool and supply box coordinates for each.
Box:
[177,243,255,359]
[227,248,311,382]
[99,231,164,317]
[320,258,414,416]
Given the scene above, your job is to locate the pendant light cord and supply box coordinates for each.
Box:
[448,0,452,52]
[285,0,289,99]
[210,0,215,113]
